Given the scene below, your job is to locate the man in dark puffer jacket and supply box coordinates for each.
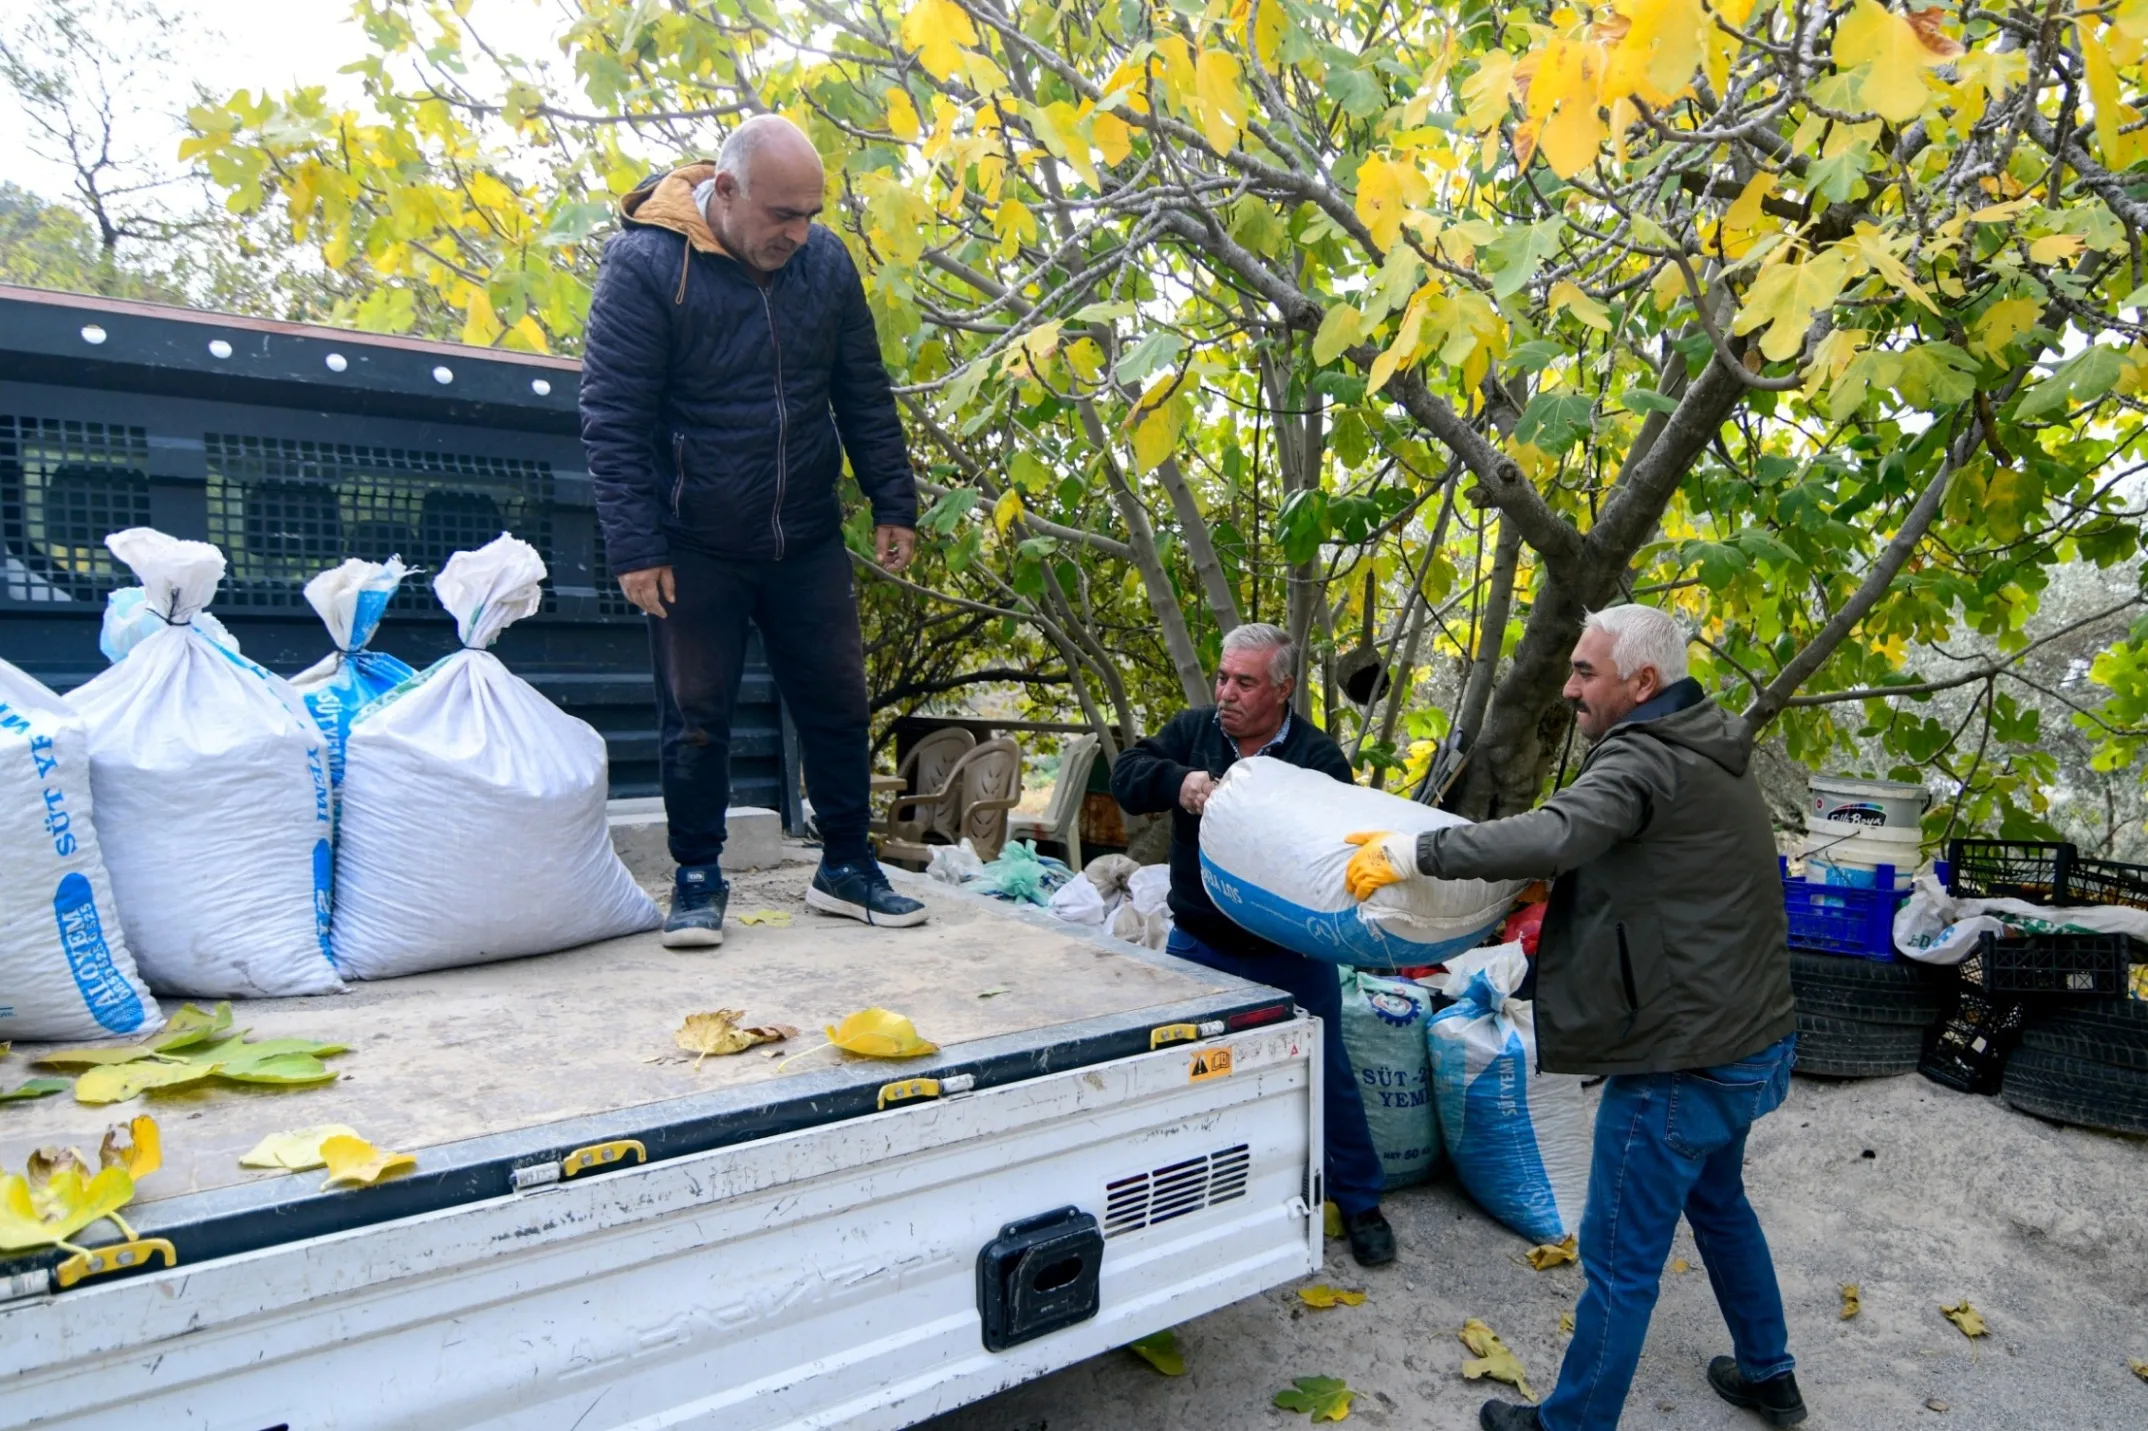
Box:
[580,115,926,945]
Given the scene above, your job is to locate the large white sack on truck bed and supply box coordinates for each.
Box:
[289,556,417,799]
[69,529,341,999]
[329,534,660,979]
[1198,756,1526,968]
[0,657,163,1040]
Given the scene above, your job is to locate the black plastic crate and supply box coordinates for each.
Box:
[1969,929,2144,997]
[1781,857,1905,960]
[1945,840,2074,905]
[1919,988,2028,1095]
[2067,855,2148,913]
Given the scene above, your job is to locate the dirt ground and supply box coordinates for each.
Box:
[916,1070,2148,1431]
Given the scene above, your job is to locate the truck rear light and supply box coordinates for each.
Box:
[1226,1003,1293,1031]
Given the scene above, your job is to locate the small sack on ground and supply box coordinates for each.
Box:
[288,557,417,798]
[328,534,659,979]
[1198,756,1527,967]
[1337,966,1441,1189]
[69,529,340,999]
[1430,944,1592,1242]
[0,657,162,1040]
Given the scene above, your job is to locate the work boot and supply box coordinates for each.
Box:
[806,858,929,928]
[1707,1356,1808,1427]
[1478,1402,1542,1430]
[662,864,728,949]
[1343,1207,1396,1267]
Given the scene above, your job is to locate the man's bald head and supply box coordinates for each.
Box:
[707,116,824,273]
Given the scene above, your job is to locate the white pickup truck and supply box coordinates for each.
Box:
[0,873,1322,1430]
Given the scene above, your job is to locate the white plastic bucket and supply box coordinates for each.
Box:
[1809,775,1929,829]
[1801,824,1918,890]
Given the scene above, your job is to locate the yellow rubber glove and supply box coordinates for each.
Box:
[1342,830,1416,901]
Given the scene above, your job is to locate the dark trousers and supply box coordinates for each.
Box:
[1164,927,1387,1216]
[650,538,871,869]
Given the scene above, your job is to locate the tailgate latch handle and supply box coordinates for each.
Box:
[56,1238,177,1289]
[562,1140,647,1178]
[877,1073,976,1110]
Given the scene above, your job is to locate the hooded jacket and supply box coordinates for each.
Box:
[578,163,918,572]
[1413,680,1795,1076]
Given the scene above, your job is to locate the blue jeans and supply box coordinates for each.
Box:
[1540,1035,1798,1431]
[1164,928,1385,1216]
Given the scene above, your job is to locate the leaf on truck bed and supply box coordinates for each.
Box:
[151,1002,236,1053]
[825,1008,938,1058]
[1297,1284,1367,1309]
[1460,1319,1536,1401]
[0,1077,67,1103]
[319,1134,416,1190]
[676,1011,794,1064]
[1127,1329,1186,1375]
[241,1124,361,1172]
[100,1115,160,1177]
[1527,1236,1578,1270]
[73,1059,221,1105]
[1273,1375,1354,1421]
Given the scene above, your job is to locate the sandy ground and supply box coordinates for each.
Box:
[915,1071,2148,1431]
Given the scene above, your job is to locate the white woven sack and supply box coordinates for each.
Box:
[0,657,163,1039]
[68,529,341,999]
[329,534,659,979]
[1198,756,1526,968]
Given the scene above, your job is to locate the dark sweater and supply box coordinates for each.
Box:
[1112,706,1356,957]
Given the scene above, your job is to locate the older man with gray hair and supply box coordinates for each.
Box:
[1345,604,1804,1431]
[580,115,926,946]
[1111,622,1395,1266]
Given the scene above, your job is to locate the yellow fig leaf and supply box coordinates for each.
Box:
[2028,233,2085,266]
[1841,1284,1862,1320]
[885,87,921,142]
[1547,281,1611,333]
[319,1134,417,1190]
[100,1115,160,1178]
[1130,390,1190,472]
[825,1008,939,1059]
[1313,304,1364,365]
[1833,0,1959,125]
[899,0,976,81]
[1527,1235,1579,1270]
[74,1058,221,1106]
[992,489,1025,535]
[1194,48,1246,154]
[240,1124,361,1171]
[1732,249,1854,363]
[1297,1284,1369,1309]
[1602,0,1707,108]
[2079,21,2126,169]
[676,1010,792,1063]
[0,1165,135,1252]
[1941,1300,1987,1338]
[1355,156,1425,253]
[1971,296,2039,358]
[1091,111,1133,166]
[1459,1318,1536,1402]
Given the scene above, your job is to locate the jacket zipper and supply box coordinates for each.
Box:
[758,284,789,559]
[670,433,687,519]
[1616,922,1640,1025]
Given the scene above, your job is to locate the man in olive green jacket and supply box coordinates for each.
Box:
[1346,605,1805,1431]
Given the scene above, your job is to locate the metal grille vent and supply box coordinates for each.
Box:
[202,433,554,609]
[1,415,152,604]
[1102,1143,1250,1237]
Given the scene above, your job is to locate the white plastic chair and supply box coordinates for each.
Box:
[1007,733,1100,872]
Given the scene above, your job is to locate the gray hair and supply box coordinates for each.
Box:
[1583,604,1690,684]
[1221,621,1296,687]
[715,114,815,197]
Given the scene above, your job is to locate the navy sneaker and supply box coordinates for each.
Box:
[662,864,728,948]
[806,858,928,928]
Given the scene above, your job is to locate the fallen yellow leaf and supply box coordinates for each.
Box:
[319,1134,417,1190]
[1941,1300,1987,1338]
[1460,1318,1535,1402]
[736,910,793,927]
[1528,1236,1578,1270]
[1323,1201,1344,1239]
[1670,1257,1692,1274]
[240,1124,362,1172]
[100,1115,160,1178]
[2129,1357,2148,1382]
[1297,1284,1368,1309]
[1841,1284,1861,1320]
[675,1011,793,1063]
[72,1058,221,1105]
[1559,1310,1575,1334]
[825,1008,938,1059]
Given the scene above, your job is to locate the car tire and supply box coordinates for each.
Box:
[2000,1044,2148,1135]
[2019,997,2148,1071]
[1789,951,1951,1027]
[1792,1012,1925,1078]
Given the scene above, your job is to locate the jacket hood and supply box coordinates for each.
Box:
[620,163,733,257]
[1616,682,1754,777]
